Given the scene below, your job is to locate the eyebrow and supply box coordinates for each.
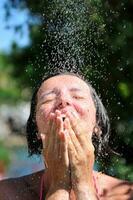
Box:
[69,87,82,92]
[39,90,56,100]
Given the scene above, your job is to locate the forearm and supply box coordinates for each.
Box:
[46,188,69,200]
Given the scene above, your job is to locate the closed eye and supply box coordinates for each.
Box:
[72,95,84,100]
[38,97,55,106]
[42,98,55,104]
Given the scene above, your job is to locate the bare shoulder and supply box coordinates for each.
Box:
[94,171,133,199]
[0,170,43,200]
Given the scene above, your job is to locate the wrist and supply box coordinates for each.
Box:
[72,174,94,191]
[74,182,98,200]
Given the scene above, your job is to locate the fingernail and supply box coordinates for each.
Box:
[55,110,61,114]
[50,112,54,117]
[64,129,68,135]
[40,133,45,140]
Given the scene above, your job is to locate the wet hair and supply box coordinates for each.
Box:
[26,71,110,159]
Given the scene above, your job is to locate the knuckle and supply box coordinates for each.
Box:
[89,143,95,152]
[75,155,86,165]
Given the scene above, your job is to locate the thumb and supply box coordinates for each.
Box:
[40,133,48,168]
[40,133,46,149]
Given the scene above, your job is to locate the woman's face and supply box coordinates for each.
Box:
[36,74,96,138]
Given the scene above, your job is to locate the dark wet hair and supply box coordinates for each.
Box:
[26,71,110,159]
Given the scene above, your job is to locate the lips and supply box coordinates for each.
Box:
[60,113,66,120]
[53,108,71,120]
[57,108,72,115]
[56,108,77,120]
[58,109,67,120]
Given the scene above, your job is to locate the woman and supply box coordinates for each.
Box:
[0,72,133,200]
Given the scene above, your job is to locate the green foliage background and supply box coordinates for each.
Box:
[0,0,133,180]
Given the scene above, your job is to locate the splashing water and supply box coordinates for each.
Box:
[27,0,107,86]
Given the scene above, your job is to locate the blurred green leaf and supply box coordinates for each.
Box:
[118,82,130,98]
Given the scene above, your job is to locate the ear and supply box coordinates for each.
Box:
[36,132,41,140]
[93,124,102,137]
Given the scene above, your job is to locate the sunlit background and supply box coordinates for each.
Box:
[0,0,133,181]
[0,0,44,180]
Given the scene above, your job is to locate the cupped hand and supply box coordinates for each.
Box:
[64,110,97,199]
[41,110,70,193]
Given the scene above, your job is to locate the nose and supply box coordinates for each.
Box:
[55,92,72,109]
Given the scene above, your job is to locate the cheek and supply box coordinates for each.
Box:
[35,105,52,133]
[37,105,52,121]
[73,103,85,116]
[73,102,96,126]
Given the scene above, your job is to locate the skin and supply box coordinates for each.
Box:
[0,74,132,200]
[36,74,98,199]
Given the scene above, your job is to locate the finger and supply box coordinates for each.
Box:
[40,133,46,149]
[65,128,77,164]
[64,117,82,153]
[40,112,55,150]
[105,195,131,200]
[47,113,57,153]
[106,184,133,198]
[59,130,69,166]
[111,183,132,195]
[40,133,49,168]
[53,114,63,157]
[44,113,60,166]
[52,110,65,160]
[66,111,92,151]
[56,111,64,136]
[65,110,80,135]
[47,112,55,135]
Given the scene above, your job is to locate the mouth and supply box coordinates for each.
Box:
[62,117,65,121]
[60,113,66,121]
[55,108,69,121]
[57,108,76,121]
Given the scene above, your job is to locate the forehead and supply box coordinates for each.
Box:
[37,74,91,96]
